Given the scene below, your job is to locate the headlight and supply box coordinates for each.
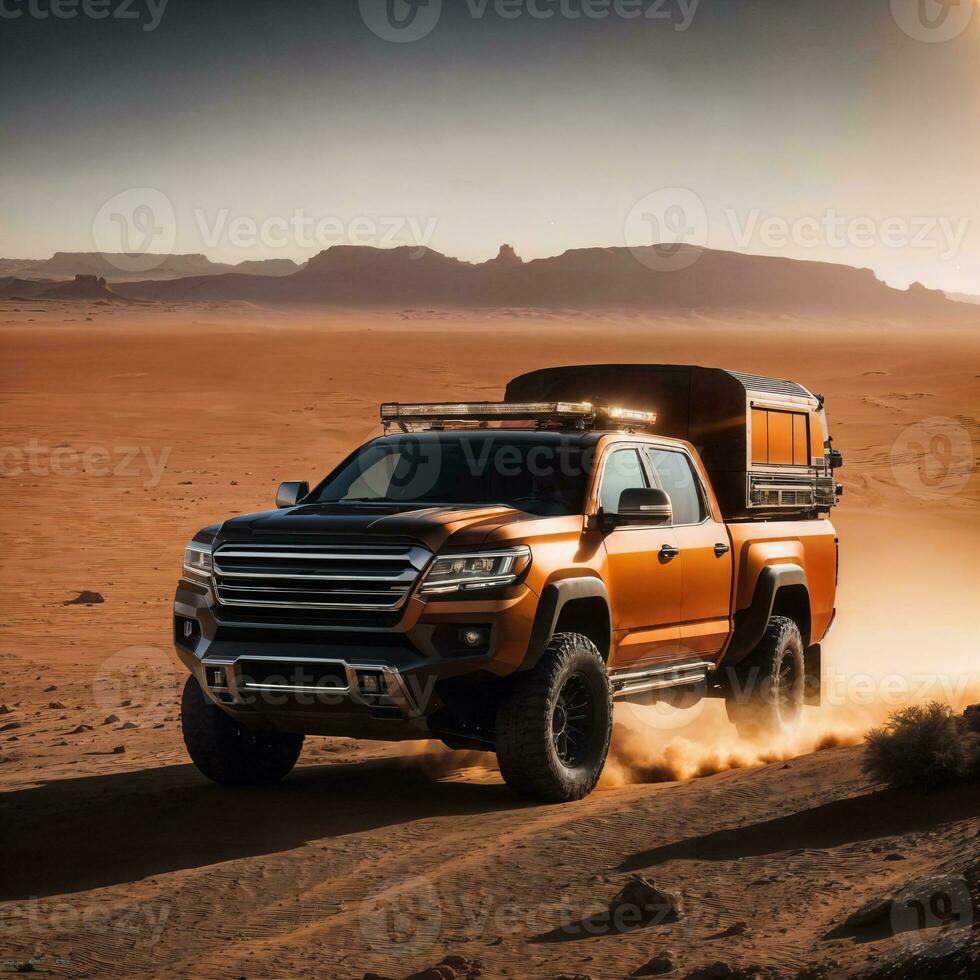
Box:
[183,541,213,580]
[419,546,531,595]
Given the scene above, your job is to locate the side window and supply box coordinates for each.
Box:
[648,449,706,525]
[752,408,811,465]
[599,448,648,513]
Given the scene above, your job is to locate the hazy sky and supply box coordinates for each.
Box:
[1,0,977,292]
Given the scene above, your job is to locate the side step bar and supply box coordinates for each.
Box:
[610,660,713,700]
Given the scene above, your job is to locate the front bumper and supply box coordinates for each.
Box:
[173,574,538,741]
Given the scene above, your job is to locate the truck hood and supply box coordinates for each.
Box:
[214,502,537,554]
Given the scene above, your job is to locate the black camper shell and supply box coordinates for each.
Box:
[505,364,840,520]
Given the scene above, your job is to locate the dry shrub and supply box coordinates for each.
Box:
[863,702,979,790]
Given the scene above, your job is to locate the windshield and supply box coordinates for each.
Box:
[312,433,592,516]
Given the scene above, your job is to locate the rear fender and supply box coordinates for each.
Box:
[723,563,808,666]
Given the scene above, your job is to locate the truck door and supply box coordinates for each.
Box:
[597,446,682,668]
[646,447,733,660]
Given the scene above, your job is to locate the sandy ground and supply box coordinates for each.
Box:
[0,301,978,979]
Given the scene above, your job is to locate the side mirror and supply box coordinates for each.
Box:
[601,487,672,529]
[276,481,309,509]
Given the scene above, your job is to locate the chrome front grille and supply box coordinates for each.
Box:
[211,542,431,611]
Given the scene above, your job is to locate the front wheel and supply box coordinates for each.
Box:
[726,615,805,740]
[181,675,304,785]
[495,633,612,803]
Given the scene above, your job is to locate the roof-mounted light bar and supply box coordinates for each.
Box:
[605,406,657,425]
[379,401,656,433]
[381,401,594,420]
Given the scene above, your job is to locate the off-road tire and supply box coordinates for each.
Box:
[181,675,304,785]
[726,615,805,740]
[496,632,612,803]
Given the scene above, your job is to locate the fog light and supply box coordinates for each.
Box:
[359,673,383,694]
[459,627,488,649]
[206,667,226,688]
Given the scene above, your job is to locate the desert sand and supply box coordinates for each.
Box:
[0,301,978,979]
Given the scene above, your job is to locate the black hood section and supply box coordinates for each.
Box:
[213,501,524,553]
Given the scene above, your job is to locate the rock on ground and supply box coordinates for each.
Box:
[610,875,683,925]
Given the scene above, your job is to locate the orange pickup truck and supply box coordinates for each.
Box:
[174,364,841,802]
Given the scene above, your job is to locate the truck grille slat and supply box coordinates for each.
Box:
[216,549,411,561]
[214,569,418,582]
[218,584,411,594]
[212,543,430,613]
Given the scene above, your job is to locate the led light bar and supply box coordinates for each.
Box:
[381,401,594,420]
[380,401,656,432]
[606,406,657,425]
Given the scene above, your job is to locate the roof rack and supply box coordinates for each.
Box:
[380,401,656,434]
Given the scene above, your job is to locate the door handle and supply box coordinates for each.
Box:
[714,543,730,557]
[659,544,680,562]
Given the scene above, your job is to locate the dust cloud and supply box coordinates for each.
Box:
[602,673,980,788]
[393,740,498,782]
